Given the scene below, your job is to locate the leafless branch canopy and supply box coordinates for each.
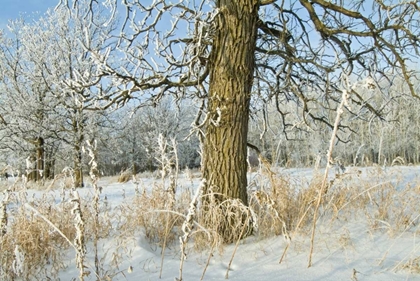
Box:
[254,0,419,137]
[59,0,420,133]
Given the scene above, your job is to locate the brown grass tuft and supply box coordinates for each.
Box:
[117,183,183,246]
[0,198,74,280]
[118,169,133,183]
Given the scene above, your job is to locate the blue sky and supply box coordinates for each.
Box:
[0,0,58,29]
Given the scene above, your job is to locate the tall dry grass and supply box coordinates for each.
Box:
[0,190,75,280]
[1,141,420,280]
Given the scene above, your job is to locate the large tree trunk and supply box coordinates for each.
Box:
[74,143,84,188]
[35,137,44,182]
[44,146,56,179]
[26,137,45,182]
[202,0,259,205]
[72,109,85,188]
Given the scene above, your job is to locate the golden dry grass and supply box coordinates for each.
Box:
[1,165,420,279]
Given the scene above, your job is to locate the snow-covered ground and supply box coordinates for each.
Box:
[2,166,420,280]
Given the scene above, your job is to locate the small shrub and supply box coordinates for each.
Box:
[118,168,133,183]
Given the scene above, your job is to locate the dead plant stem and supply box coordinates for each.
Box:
[308,90,348,267]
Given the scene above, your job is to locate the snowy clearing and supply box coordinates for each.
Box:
[1,166,420,281]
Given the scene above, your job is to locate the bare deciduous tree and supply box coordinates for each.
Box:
[60,0,420,239]
[0,2,116,186]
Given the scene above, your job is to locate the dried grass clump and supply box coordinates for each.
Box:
[305,168,420,238]
[35,199,76,244]
[362,181,420,236]
[195,190,254,252]
[395,256,420,274]
[0,201,72,280]
[118,168,133,183]
[248,174,323,240]
[79,199,113,241]
[118,184,182,246]
[178,181,202,281]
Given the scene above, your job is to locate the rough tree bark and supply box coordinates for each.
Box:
[73,115,84,188]
[35,137,44,182]
[202,0,259,205]
[26,137,45,182]
[74,143,84,188]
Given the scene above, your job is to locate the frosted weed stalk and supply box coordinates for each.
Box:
[156,134,179,208]
[117,135,184,249]
[85,140,103,279]
[308,88,349,267]
[178,179,204,281]
[82,139,123,280]
[71,189,87,280]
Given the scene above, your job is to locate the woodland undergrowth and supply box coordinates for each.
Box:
[0,140,420,280]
